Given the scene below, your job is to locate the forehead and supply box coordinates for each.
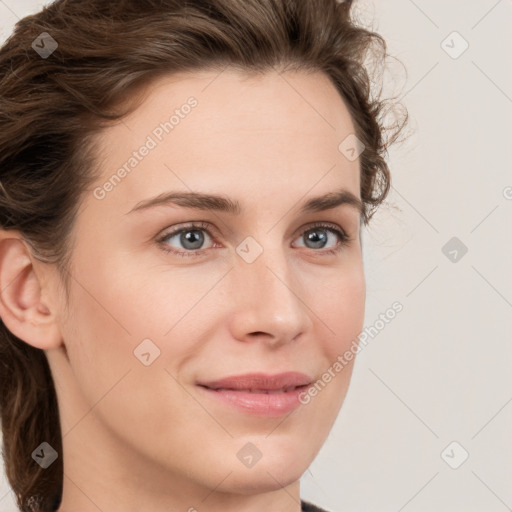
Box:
[87,68,360,215]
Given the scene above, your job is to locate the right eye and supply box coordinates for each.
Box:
[157,221,219,258]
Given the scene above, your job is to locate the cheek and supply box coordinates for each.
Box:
[61,281,132,402]
[59,258,159,401]
[60,256,210,390]
[315,262,366,356]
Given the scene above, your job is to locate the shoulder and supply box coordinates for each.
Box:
[301,499,332,512]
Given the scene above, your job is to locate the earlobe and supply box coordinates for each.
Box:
[0,230,62,350]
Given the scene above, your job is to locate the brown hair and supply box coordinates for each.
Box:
[0,0,408,510]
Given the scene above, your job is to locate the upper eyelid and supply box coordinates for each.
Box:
[157,221,216,240]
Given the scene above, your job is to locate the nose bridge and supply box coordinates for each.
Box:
[228,231,311,342]
[239,229,293,294]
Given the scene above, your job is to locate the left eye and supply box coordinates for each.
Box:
[157,222,349,257]
[157,222,216,257]
[294,225,347,251]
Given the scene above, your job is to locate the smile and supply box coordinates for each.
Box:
[196,372,313,417]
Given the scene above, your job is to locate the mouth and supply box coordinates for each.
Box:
[201,385,308,394]
[196,372,314,417]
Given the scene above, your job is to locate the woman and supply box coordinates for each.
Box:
[0,0,407,511]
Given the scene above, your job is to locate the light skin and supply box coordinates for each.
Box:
[0,68,365,512]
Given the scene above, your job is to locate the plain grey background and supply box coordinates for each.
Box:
[1,1,511,511]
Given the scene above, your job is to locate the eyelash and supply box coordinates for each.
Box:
[156,221,351,258]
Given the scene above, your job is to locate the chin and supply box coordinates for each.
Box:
[220,445,311,494]
[223,464,304,495]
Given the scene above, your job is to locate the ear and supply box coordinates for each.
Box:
[0,229,63,350]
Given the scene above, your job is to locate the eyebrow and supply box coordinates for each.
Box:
[126,188,364,218]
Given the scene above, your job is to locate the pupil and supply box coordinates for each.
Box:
[182,230,204,249]
[306,229,327,249]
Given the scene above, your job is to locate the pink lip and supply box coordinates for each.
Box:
[196,372,313,417]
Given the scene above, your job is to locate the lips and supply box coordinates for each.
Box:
[196,372,313,416]
[211,387,300,394]
[197,371,313,392]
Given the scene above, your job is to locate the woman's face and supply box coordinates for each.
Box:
[47,69,365,508]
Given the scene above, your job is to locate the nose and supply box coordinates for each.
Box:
[227,240,313,348]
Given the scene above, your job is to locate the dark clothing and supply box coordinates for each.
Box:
[301,500,331,512]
